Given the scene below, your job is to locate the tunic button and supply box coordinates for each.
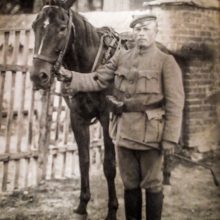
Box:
[129,80,134,84]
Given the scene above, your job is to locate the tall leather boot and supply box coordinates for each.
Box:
[124,188,142,220]
[146,191,163,220]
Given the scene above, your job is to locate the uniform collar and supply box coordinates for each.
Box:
[134,43,157,56]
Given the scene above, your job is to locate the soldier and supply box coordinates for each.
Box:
[59,14,185,220]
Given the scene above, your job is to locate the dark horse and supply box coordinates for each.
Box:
[30,0,120,219]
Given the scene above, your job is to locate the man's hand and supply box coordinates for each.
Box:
[56,66,72,82]
[161,140,176,155]
[106,95,124,115]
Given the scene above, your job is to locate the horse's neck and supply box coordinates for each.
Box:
[64,12,101,73]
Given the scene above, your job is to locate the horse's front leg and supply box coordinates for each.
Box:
[70,112,91,216]
[100,114,118,220]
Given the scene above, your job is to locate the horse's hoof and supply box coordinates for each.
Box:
[105,213,117,220]
[73,212,88,220]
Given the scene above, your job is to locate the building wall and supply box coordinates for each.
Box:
[146,4,220,151]
[103,0,150,11]
[103,0,130,11]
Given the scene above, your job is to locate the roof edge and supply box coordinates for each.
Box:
[143,0,220,10]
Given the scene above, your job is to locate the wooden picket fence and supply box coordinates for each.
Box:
[0,28,104,193]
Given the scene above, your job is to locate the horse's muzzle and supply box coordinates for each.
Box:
[30,71,51,90]
[39,72,50,84]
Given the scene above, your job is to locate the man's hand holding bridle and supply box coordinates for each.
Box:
[56,66,72,82]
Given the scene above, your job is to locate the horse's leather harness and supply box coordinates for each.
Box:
[33,6,120,97]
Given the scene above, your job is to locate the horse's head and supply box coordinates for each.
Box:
[30,0,76,90]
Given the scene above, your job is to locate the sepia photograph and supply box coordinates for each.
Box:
[0,0,219,219]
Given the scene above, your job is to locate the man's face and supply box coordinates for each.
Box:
[133,21,157,48]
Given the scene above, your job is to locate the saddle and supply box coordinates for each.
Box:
[97,26,121,64]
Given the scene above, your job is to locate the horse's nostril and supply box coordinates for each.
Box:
[40,72,49,82]
[33,85,40,91]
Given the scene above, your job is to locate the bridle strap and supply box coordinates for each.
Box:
[33,54,57,64]
[54,9,74,73]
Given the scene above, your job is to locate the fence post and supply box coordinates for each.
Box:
[37,90,52,183]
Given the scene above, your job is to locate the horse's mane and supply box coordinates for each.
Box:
[69,10,120,72]
[71,11,99,46]
[71,11,119,47]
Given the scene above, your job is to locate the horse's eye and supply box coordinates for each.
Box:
[59,25,66,32]
[32,20,38,30]
[32,22,36,30]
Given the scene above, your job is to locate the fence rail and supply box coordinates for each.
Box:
[0,28,41,192]
[0,64,30,72]
[0,27,104,193]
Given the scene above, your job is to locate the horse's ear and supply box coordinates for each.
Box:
[42,0,47,5]
[41,0,76,9]
[63,0,76,9]
[42,0,57,6]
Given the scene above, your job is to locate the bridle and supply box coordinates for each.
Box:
[33,6,74,79]
[32,6,121,96]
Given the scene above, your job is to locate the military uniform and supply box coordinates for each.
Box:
[66,43,184,188]
[64,14,184,220]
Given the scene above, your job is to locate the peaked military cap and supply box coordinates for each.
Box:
[130,13,157,28]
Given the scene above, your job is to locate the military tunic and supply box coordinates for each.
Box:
[67,44,185,150]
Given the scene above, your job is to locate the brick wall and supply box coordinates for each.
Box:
[147,4,220,152]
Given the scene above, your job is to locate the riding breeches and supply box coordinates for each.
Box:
[117,146,163,192]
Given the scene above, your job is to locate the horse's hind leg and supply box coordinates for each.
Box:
[70,113,91,216]
[100,115,118,220]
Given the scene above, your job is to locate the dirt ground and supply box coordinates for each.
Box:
[0,150,220,220]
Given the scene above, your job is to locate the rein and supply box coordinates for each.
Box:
[91,32,121,72]
[91,35,104,72]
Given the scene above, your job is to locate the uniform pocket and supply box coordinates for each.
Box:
[144,109,165,142]
[120,112,146,142]
[136,70,160,94]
